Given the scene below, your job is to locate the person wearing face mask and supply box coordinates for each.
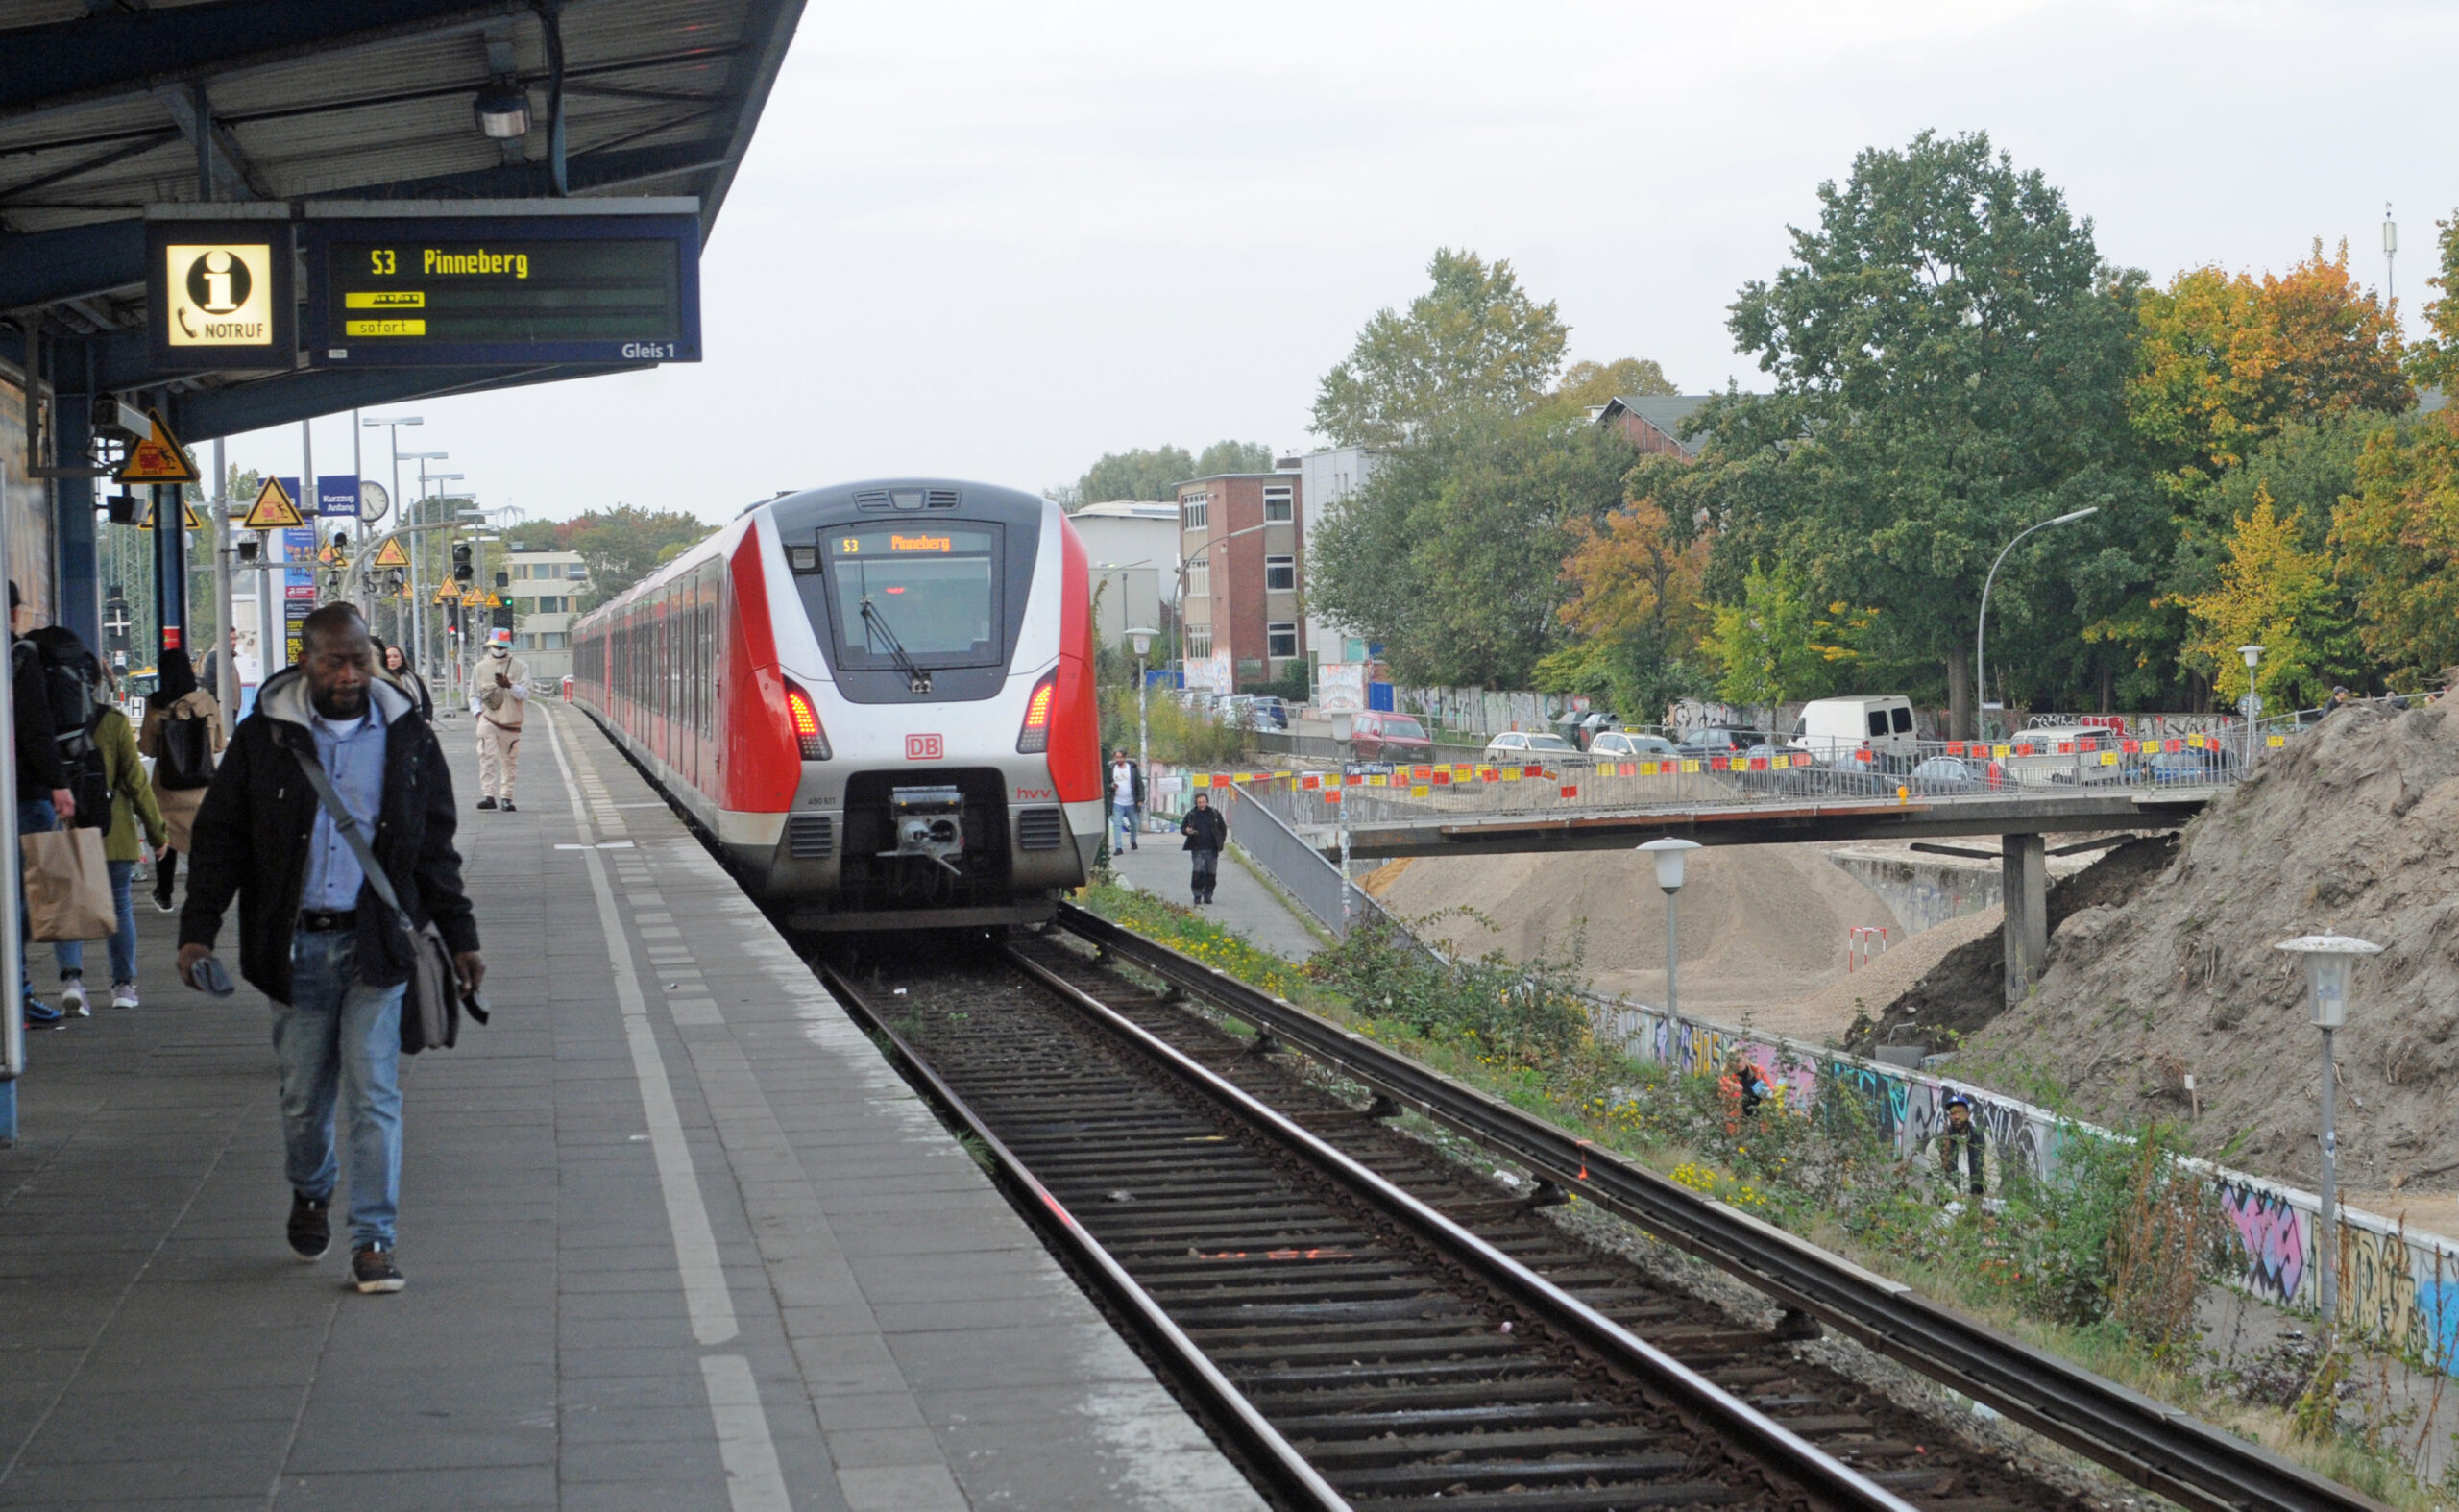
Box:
[178,603,483,1295]
[468,628,527,812]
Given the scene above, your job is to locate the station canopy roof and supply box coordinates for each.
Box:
[0,0,803,440]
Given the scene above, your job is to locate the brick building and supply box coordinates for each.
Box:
[1592,394,1713,458]
[1175,470,1303,693]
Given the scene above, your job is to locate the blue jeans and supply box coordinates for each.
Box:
[1112,802,1138,849]
[48,859,137,986]
[272,930,407,1249]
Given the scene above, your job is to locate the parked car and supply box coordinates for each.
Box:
[1909,754,2005,793]
[2001,725,2130,787]
[1483,730,1586,767]
[1588,729,1675,759]
[1674,726,1768,756]
[1347,710,1434,763]
[2142,747,2238,785]
[1786,695,1919,767]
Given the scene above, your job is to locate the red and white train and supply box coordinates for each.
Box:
[570,479,1103,930]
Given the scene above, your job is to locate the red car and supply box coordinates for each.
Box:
[1349,711,1434,762]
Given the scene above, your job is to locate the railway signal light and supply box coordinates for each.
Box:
[452,543,474,582]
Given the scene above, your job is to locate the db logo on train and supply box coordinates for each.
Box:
[906,734,943,761]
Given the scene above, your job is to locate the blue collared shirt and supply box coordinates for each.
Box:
[302,699,390,912]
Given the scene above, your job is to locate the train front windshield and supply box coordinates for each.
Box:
[814,526,1000,665]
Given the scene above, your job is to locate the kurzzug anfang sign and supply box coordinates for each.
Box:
[145,209,296,372]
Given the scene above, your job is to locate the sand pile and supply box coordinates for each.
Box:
[1957,700,2459,1191]
[1361,843,1900,1033]
[1845,835,2178,1055]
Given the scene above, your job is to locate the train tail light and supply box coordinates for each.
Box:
[783,680,831,761]
[1015,671,1058,754]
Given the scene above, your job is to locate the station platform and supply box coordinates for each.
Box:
[0,702,1264,1512]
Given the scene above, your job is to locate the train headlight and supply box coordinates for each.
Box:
[784,680,831,761]
[1015,671,1058,754]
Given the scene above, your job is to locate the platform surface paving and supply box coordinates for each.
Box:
[0,701,1263,1511]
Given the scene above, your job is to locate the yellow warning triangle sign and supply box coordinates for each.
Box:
[481,591,503,608]
[434,583,462,603]
[242,476,305,529]
[370,537,410,568]
[183,501,203,530]
[114,409,200,485]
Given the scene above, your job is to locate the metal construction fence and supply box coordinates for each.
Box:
[1201,774,2459,1374]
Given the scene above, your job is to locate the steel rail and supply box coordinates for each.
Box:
[1002,944,1923,1512]
[1057,902,2387,1512]
[811,961,1352,1512]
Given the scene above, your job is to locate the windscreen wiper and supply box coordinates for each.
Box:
[861,597,932,694]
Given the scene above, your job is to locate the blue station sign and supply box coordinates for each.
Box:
[302,200,701,368]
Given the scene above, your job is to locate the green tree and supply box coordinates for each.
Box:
[542,505,715,610]
[2334,409,2459,682]
[1705,130,2147,733]
[2401,208,2459,392]
[1312,248,1570,447]
[1309,417,1636,687]
[1702,558,1863,706]
[1076,446,1196,504]
[1193,439,1278,476]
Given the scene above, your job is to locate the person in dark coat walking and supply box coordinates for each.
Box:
[178,604,483,1294]
[11,582,74,1027]
[1180,792,1228,905]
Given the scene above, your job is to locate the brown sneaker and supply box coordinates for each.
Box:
[351,1244,405,1294]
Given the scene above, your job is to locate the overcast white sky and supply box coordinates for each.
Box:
[226,0,2456,526]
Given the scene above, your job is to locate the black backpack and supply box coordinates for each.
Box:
[25,628,110,829]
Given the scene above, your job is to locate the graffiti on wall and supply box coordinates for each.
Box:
[1593,991,2459,1374]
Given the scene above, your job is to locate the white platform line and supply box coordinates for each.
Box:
[540,708,793,1512]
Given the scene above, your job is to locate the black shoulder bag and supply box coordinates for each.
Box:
[288,746,486,1053]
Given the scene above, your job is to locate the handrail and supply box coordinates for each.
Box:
[1056,903,2388,1512]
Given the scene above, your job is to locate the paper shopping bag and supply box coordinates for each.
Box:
[23,826,115,942]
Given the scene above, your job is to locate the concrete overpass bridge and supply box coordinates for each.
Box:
[1242,776,2222,1005]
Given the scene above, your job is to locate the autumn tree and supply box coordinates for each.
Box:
[1312,249,1569,447]
[2128,244,2407,498]
[1554,357,1677,411]
[2333,411,2459,683]
[2403,208,2459,392]
[1547,457,1713,713]
[1701,559,1865,707]
[2179,495,2363,707]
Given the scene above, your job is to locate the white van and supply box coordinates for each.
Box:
[1789,695,1920,766]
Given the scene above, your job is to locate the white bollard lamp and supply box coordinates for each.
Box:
[2275,932,2382,1332]
[1638,839,1703,1017]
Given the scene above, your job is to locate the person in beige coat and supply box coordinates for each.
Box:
[470,627,528,811]
[137,646,226,913]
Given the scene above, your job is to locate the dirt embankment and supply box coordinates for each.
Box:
[1361,843,1903,1041]
[1951,701,2459,1192]
[1843,835,2179,1056]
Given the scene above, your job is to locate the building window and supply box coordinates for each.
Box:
[1267,622,1298,658]
[1263,485,1293,524]
[567,564,587,580]
[510,564,530,580]
[534,596,563,614]
[515,633,536,649]
[1181,491,1208,531]
[542,631,569,649]
[1265,555,1295,592]
[1185,626,1213,661]
[1186,558,1210,598]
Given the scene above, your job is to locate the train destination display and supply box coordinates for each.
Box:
[304,209,700,366]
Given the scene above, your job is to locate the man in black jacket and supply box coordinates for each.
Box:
[1180,792,1228,906]
[178,604,482,1293]
[11,583,74,1027]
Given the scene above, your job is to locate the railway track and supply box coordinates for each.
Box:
[816,933,2099,1512]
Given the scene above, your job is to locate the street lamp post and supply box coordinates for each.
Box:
[360,416,421,538]
[2275,933,2383,1331]
[1128,627,1157,827]
[2237,645,2264,768]
[1974,506,2100,740]
[1637,839,1702,1017]
[399,452,449,679]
